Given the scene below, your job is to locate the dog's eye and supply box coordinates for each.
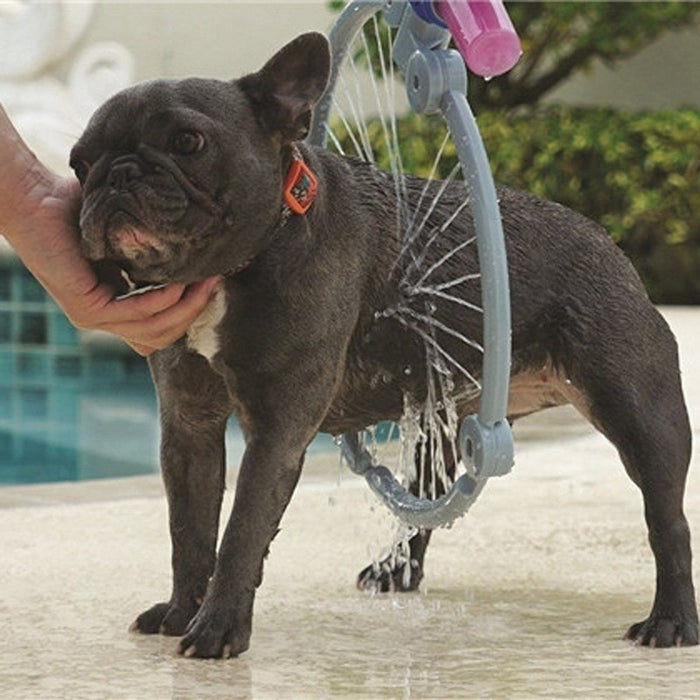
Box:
[71,159,90,185]
[171,130,205,156]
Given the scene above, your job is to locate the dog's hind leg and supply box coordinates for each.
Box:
[357,530,434,593]
[564,306,698,646]
[132,346,232,637]
[356,426,455,593]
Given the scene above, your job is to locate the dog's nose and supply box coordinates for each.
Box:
[107,158,143,189]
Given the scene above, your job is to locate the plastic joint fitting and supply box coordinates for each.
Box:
[459,414,514,479]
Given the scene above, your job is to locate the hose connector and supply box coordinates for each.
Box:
[410,0,521,77]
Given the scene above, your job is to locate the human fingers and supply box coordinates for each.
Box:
[124,340,156,357]
[67,280,193,330]
[105,277,221,355]
[97,283,189,324]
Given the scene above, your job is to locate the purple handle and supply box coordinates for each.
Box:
[435,0,521,78]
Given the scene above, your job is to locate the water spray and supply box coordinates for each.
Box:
[310,0,519,529]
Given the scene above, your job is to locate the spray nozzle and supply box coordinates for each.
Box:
[409,0,522,78]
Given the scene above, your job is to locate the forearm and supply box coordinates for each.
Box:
[0,104,53,242]
[0,104,97,307]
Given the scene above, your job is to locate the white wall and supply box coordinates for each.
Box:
[546,26,700,111]
[84,1,337,81]
[83,2,699,110]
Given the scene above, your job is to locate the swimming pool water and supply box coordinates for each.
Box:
[0,356,336,486]
[0,258,340,485]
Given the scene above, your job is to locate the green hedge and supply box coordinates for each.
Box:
[336,107,700,304]
[481,107,700,304]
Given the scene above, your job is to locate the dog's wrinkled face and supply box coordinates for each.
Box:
[70,33,330,285]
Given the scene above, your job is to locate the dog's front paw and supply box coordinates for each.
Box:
[176,598,252,659]
[625,614,699,647]
[130,599,199,636]
[357,558,423,593]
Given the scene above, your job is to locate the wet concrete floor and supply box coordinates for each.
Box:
[1,308,699,698]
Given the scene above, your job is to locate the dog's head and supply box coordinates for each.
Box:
[70,32,330,285]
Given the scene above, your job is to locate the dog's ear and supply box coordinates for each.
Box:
[239,32,331,142]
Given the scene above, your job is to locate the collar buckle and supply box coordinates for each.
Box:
[283,144,318,215]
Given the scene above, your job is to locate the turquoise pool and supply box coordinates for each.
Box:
[0,259,335,485]
[0,358,335,485]
[0,354,336,485]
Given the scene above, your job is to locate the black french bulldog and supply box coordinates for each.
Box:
[70,32,697,657]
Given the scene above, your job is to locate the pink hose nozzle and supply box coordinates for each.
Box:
[435,0,521,78]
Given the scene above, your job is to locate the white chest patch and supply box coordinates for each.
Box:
[186,285,227,361]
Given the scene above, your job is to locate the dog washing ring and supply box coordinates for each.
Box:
[309,0,517,529]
